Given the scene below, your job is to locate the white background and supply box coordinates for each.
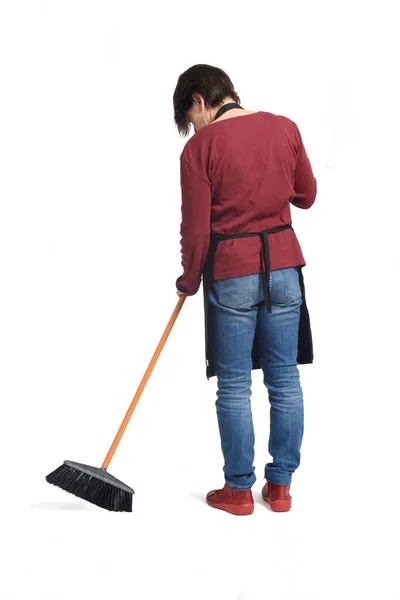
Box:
[0,1,399,599]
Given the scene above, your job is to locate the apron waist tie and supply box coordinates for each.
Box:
[210,223,293,313]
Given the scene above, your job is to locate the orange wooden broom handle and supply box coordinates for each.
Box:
[102,294,187,469]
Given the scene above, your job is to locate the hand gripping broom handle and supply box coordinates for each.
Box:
[102,295,187,470]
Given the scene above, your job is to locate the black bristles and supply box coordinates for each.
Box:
[46,464,133,512]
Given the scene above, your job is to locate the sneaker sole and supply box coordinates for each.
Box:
[262,495,291,512]
[206,497,254,515]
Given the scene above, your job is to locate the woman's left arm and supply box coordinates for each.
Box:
[176,157,212,296]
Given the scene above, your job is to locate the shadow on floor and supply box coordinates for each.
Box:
[30,501,88,510]
[187,491,207,504]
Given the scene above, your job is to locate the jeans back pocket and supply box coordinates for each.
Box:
[270,267,302,305]
[284,267,302,302]
[215,274,257,309]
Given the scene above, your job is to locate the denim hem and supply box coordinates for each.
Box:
[226,484,253,491]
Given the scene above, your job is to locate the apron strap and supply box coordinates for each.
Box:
[260,230,271,312]
[205,223,293,313]
[259,223,293,312]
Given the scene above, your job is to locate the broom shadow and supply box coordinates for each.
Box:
[30,502,88,510]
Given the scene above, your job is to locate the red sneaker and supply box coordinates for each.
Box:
[206,483,254,515]
[262,481,292,512]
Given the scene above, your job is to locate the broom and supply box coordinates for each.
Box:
[46,295,187,512]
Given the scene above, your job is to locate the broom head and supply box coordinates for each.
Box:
[46,460,134,512]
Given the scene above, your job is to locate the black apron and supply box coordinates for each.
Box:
[201,102,314,380]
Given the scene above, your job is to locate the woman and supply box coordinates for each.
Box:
[173,64,317,515]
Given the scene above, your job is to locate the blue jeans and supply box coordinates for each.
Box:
[208,267,304,489]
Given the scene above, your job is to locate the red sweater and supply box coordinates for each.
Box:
[176,111,317,295]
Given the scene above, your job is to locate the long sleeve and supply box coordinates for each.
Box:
[176,157,212,295]
[291,124,317,209]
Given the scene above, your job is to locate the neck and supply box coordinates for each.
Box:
[213,99,242,122]
[216,98,237,110]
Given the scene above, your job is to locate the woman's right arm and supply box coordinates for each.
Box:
[291,124,317,209]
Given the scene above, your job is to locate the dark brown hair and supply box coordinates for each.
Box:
[173,64,241,137]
